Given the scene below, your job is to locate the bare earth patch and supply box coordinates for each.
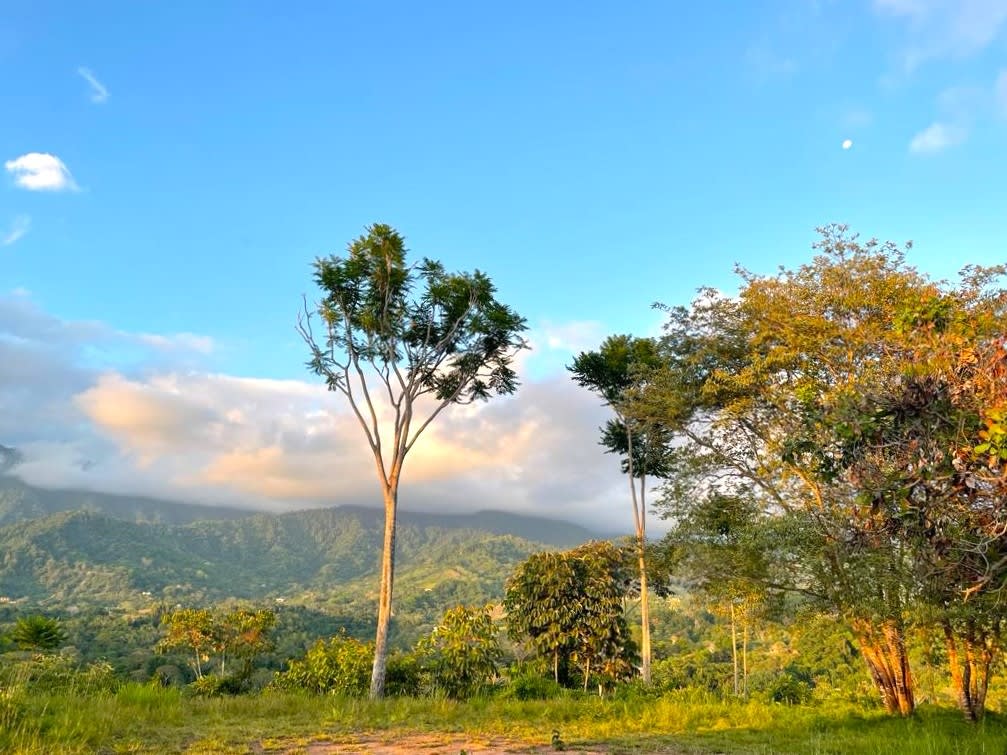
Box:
[267,732,610,754]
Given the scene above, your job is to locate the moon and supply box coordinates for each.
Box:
[842,139,853,150]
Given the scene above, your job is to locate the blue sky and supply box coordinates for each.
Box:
[1,0,1006,527]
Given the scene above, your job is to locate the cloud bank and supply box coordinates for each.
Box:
[0,294,646,533]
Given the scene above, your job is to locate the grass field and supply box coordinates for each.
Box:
[2,685,1006,754]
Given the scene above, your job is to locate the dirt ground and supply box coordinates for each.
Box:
[269,732,610,754]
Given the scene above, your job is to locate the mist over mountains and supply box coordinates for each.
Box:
[0,453,605,621]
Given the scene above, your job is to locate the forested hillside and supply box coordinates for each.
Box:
[0,501,597,608]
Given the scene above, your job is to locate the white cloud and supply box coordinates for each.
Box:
[76,67,109,104]
[0,294,650,533]
[873,0,1007,70]
[908,121,968,153]
[1,215,30,246]
[5,153,78,192]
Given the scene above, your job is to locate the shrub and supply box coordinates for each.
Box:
[385,651,422,697]
[0,654,118,696]
[189,670,254,697]
[416,605,501,699]
[271,633,372,695]
[611,677,663,701]
[153,664,186,687]
[189,674,230,698]
[749,666,815,705]
[505,672,563,701]
[651,655,731,694]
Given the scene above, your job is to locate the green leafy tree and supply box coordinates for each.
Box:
[835,268,1007,720]
[157,607,275,683]
[504,550,582,684]
[569,335,670,683]
[568,541,638,693]
[11,615,66,652]
[157,609,218,679]
[298,223,527,697]
[218,608,276,677]
[417,604,501,699]
[505,541,637,692]
[644,226,1007,717]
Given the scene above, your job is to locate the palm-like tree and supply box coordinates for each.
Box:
[11,615,67,651]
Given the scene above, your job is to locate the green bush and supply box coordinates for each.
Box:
[152,664,186,687]
[505,672,563,700]
[271,633,372,695]
[610,677,662,701]
[749,666,815,705]
[385,651,422,697]
[189,671,254,697]
[416,605,502,699]
[0,653,118,696]
[651,655,731,694]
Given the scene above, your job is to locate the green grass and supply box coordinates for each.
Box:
[2,686,1006,754]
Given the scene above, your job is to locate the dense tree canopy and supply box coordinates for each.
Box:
[643,227,1007,718]
[505,541,637,692]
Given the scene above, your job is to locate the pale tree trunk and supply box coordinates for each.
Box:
[638,545,651,683]
[369,482,398,699]
[625,426,652,683]
[742,616,749,696]
[730,602,739,696]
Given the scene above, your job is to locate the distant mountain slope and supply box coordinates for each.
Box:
[0,473,256,526]
[0,504,601,614]
[0,457,602,547]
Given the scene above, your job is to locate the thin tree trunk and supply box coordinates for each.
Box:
[943,619,994,722]
[742,616,749,697]
[638,545,651,683]
[625,427,651,684]
[583,658,591,693]
[730,602,739,696]
[369,483,398,699]
[553,651,559,684]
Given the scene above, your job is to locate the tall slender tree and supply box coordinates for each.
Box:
[569,335,669,683]
[298,223,527,697]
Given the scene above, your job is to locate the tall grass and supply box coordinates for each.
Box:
[1,676,1005,753]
